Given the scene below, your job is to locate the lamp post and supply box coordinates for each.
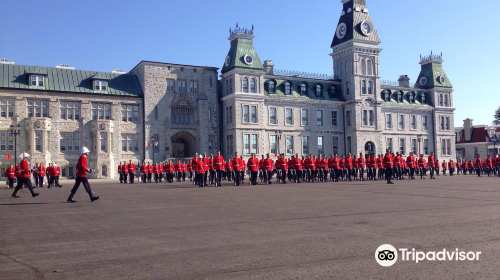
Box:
[151,136,158,164]
[10,124,21,182]
[417,135,422,155]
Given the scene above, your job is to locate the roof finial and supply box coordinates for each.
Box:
[252,24,254,31]
[236,22,238,28]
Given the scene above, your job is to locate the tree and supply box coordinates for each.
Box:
[494,106,500,125]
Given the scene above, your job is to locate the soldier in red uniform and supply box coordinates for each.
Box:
[139,162,147,183]
[448,160,455,176]
[208,154,215,185]
[182,162,187,181]
[352,155,358,181]
[159,163,164,182]
[175,160,183,182]
[38,163,46,188]
[428,152,436,179]
[358,153,366,181]
[278,154,288,184]
[232,153,242,186]
[153,163,160,183]
[418,154,427,179]
[168,161,175,183]
[122,161,128,183]
[377,154,384,180]
[118,162,124,183]
[406,152,416,179]
[240,156,246,184]
[308,155,316,183]
[441,160,447,176]
[259,155,266,183]
[294,154,303,183]
[67,147,98,203]
[225,160,233,182]
[213,151,224,186]
[32,163,40,188]
[11,153,38,198]
[51,163,63,188]
[46,163,53,187]
[264,153,274,184]
[147,162,153,182]
[475,155,482,177]
[127,160,136,183]
[331,154,340,182]
[247,153,259,185]
[345,153,353,181]
[5,164,15,189]
[486,156,493,177]
[384,150,394,184]
[339,156,346,181]
[196,155,205,187]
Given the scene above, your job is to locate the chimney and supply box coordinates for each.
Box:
[263,60,274,75]
[464,118,473,142]
[398,75,410,87]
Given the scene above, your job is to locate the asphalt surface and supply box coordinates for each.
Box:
[1,175,500,280]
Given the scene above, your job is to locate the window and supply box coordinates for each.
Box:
[421,93,427,104]
[122,134,139,152]
[411,139,417,154]
[286,136,294,154]
[60,133,80,152]
[285,108,293,125]
[384,90,391,101]
[441,139,446,155]
[333,137,339,154]
[302,136,309,155]
[318,137,324,155]
[398,115,404,129]
[284,82,291,94]
[251,106,257,123]
[424,139,429,155]
[409,92,415,103]
[208,135,214,151]
[446,139,451,155]
[368,81,373,95]
[345,81,349,95]
[35,131,42,152]
[386,114,392,129]
[300,83,307,95]
[316,110,323,126]
[440,116,450,131]
[269,81,276,93]
[171,107,194,124]
[243,78,249,93]
[94,80,107,92]
[410,115,416,130]
[399,138,405,155]
[60,101,80,120]
[346,111,351,126]
[230,78,233,93]
[369,110,374,126]
[121,105,139,123]
[178,80,187,93]
[243,105,249,123]
[100,132,107,152]
[363,110,374,126]
[269,108,277,124]
[367,60,373,75]
[363,110,368,126]
[0,132,13,151]
[225,80,229,94]
[347,136,352,154]
[208,108,212,121]
[227,106,233,124]
[243,134,258,154]
[387,138,393,153]
[397,91,402,102]
[361,59,366,75]
[91,103,111,120]
[166,79,174,92]
[329,85,336,96]
[0,99,14,118]
[189,81,198,94]
[316,85,322,97]
[422,116,428,130]
[270,135,277,154]
[345,60,349,75]
[250,78,256,93]
[332,111,338,126]
[444,94,449,107]
[68,166,74,178]
[31,75,45,87]
[439,94,443,106]
[226,135,233,155]
[27,100,49,118]
[474,147,478,158]
[362,80,367,94]
[102,165,107,177]
[301,109,308,126]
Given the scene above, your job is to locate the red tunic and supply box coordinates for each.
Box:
[247,158,259,172]
[76,155,88,177]
[5,167,15,178]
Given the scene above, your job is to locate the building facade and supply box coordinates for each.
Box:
[455,119,500,161]
[0,0,457,179]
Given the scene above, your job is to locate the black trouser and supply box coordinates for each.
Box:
[359,168,365,180]
[52,176,61,187]
[123,173,128,183]
[204,171,208,185]
[7,178,14,188]
[209,170,215,184]
[119,173,123,183]
[265,170,272,183]
[148,173,152,182]
[295,170,302,183]
[215,170,222,186]
[430,167,435,178]
[386,168,393,183]
[69,177,95,200]
[346,168,352,181]
[280,170,287,183]
[197,173,204,187]
[250,171,258,185]
[409,167,415,178]
[233,170,240,185]
[130,173,135,183]
[154,173,159,183]
[476,167,481,177]
[38,175,44,187]
[12,177,35,196]
[420,167,425,179]
[142,174,147,183]
[227,170,232,181]
[449,168,454,176]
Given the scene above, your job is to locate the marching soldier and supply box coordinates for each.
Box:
[67,147,99,203]
[128,160,136,184]
[118,162,124,183]
[51,163,63,188]
[153,163,160,183]
[428,152,436,179]
[475,155,482,177]
[140,162,147,183]
[147,162,153,182]
[406,152,416,179]
[384,150,394,184]
[232,153,242,186]
[264,154,274,184]
[11,153,39,198]
[5,164,15,189]
[247,153,259,185]
[418,154,427,179]
[214,151,224,187]
[358,153,366,181]
[448,159,455,176]
[122,161,129,183]
[196,155,205,187]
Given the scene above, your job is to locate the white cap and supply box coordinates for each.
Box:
[80,147,90,154]
[20,152,30,159]
[52,164,56,167]
[198,155,203,159]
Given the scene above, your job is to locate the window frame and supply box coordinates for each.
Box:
[60,132,81,153]
[31,75,45,87]
[331,111,338,127]
[121,134,140,153]
[301,109,308,126]
[94,80,107,92]
[386,114,392,129]
[121,104,139,123]
[410,115,417,130]
[27,99,49,118]
[285,108,293,126]
[91,103,111,120]
[398,114,405,130]
[166,79,175,93]
[316,110,324,127]
[269,107,277,125]
[0,98,15,118]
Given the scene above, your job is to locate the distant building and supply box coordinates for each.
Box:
[455,119,500,161]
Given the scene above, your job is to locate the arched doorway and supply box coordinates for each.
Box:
[171,131,195,158]
[365,141,376,156]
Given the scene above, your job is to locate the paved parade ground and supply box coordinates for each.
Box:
[1,176,500,279]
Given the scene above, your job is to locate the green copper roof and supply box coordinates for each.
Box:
[264,77,344,101]
[415,59,453,90]
[0,64,142,97]
[221,35,264,74]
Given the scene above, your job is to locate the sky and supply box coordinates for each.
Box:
[1,0,499,126]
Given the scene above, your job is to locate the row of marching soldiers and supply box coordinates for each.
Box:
[4,161,63,189]
[116,151,500,186]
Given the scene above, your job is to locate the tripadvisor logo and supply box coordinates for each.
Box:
[375,244,481,267]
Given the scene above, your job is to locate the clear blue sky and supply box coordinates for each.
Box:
[1,0,498,126]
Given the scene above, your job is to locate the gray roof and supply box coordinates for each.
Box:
[0,64,143,97]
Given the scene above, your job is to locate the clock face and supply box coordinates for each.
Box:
[336,23,347,39]
[244,54,254,65]
[360,21,373,36]
[420,77,428,86]
[224,56,231,67]
[438,76,446,84]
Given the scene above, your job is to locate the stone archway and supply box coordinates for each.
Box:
[171,131,195,158]
[365,141,376,156]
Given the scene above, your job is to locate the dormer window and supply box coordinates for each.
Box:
[384,91,391,101]
[284,82,291,95]
[268,81,276,93]
[95,80,107,92]
[397,91,403,102]
[421,93,427,104]
[409,92,415,103]
[316,85,322,97]
[31,75,44,87]
[300,83,307,95]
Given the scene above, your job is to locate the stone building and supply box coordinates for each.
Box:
[0,0,458,178]
[455,119,500,161]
